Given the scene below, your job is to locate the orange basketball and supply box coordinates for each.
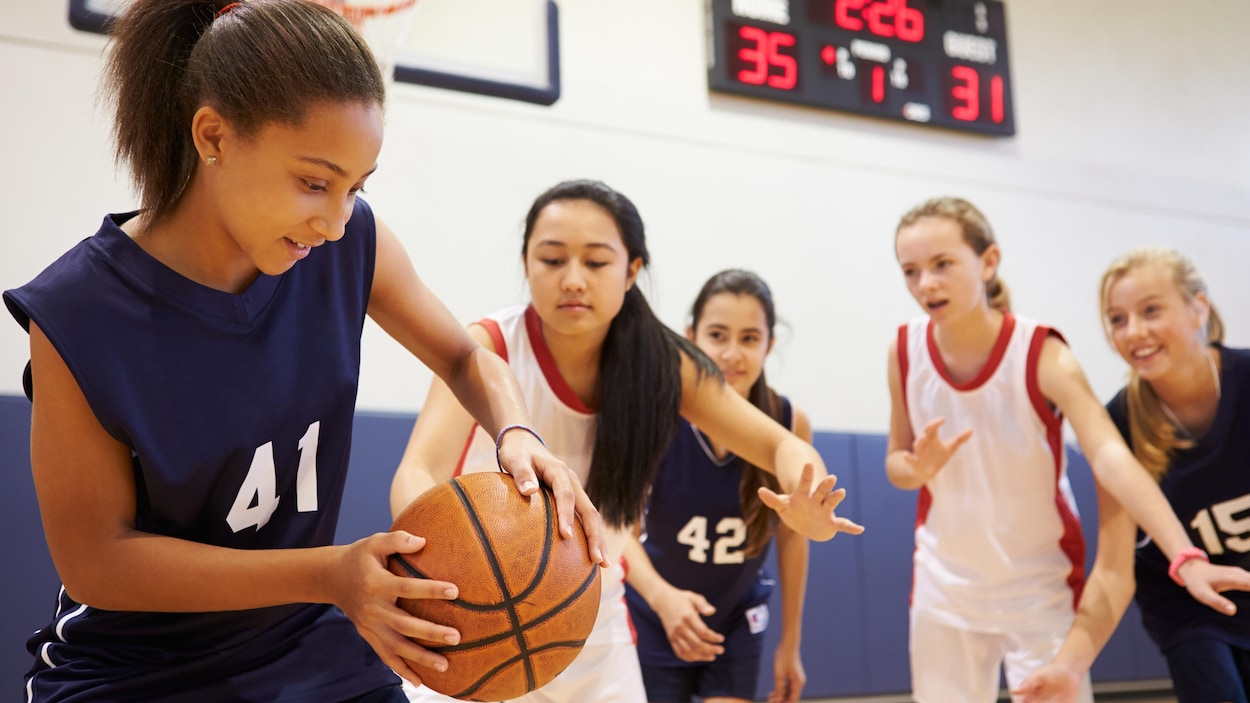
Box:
[388,472,601,701]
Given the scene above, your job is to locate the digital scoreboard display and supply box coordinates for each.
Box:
[707,0,1015,136]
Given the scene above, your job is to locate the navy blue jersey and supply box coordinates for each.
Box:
[4,200,397,701]
[626,399,792,666]
[1107,345,1250,653]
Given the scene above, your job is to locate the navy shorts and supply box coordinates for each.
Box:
[640,656,761,703]
[343,685,409,703]
[1165,638,1250,703]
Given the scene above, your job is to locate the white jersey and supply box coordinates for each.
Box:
[458,304,634,650]
[899,313,1085,634]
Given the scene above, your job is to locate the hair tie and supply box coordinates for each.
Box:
[215,2,242,18]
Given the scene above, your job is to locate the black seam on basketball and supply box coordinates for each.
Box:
[391,555,424,578]
[423,564,599,653]
[451,478,536,691]
[508,486,555,603]
[450,640,592,700]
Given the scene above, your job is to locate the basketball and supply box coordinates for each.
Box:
[388,471,601,701]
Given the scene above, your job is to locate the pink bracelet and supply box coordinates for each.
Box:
[494,424,546,472]
[1168,547,1209,587]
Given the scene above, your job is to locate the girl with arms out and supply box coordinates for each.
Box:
[5,1,602,700]
[623,269,810,703]
[886,198,1244,703]
[391,181,862,703]
[1016,247,1250,703]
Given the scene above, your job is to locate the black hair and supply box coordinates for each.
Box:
[689,269,784,558]
[522,180,719,528]
[104,0,386,220]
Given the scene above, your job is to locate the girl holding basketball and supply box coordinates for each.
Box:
[1015,247,1250,703]
[391,180,863,703]
[887,197,1246,703]
[623,269,810,703]
[4,1,603,701]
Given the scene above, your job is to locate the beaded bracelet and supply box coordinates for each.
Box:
[495,424,547,472]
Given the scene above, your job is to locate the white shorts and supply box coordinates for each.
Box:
[402,640,646,703]
[909,609,1094,703]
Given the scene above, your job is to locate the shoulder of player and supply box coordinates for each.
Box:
[467,322,496,353]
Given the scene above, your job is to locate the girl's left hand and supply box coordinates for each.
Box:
[758,463,865,542]
[497,429,609,567]
[768,642,806,703]
[1012,662,1083,703]
[1179,560,1250,615]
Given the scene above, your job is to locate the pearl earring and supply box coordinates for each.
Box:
[206,156,218,166]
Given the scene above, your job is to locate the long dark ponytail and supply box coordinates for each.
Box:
[104,0,385,220]
[522,180,718,528]
[689,269,784,558]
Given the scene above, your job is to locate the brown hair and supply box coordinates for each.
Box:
[897,197,1010,312]
[1099,247,1224,480]
[104,0,386,220]
[689,269,783,559]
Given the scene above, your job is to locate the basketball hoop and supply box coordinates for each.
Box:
[315,0,418,83]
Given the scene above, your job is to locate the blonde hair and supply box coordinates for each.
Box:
[1099,247,1224,480]
[897,197,1010,312]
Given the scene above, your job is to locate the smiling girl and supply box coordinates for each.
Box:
[391,181,862,703]
[3,1,602,700]
[1017,247,1250,703]
[623,269,811,703]
[886,198,1244,703]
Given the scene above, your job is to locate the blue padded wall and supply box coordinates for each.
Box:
[0,395,55,689]
[0,399,1172,697]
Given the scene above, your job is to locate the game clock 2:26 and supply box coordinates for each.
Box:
[707,0,1015,136]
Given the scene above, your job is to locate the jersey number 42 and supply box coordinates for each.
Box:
[677,515,747,564]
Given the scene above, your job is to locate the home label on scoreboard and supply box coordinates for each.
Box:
[707,0,1015,136]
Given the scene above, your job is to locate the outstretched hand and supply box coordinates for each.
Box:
[330,531,461,687]
[496,429,609,567]
[1179,560,1250,615]
[1012,663,1083,703]
[758,463,865,542]
[903,417,972,483]
[653,586,725,662]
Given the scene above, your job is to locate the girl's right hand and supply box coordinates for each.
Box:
[330,531,462,686]
[904,418,972,482]
[653,585,725,662]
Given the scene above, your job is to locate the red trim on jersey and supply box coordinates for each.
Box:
[897,323,911,421]
[452,425,478,478]
[1025,325,1087,607]
[524,305,594,414]
[899,322,927,607]
[475,317,508,363]
[619,557,638,645]
[926,313,1016,391]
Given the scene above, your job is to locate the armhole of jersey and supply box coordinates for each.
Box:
[1025,326,1066,435]
[453,424,479,478]
[475,318,508,363]
[897,323,911,419]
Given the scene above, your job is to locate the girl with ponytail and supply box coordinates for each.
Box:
[886,198,1246,702]
[623,269,811,703]
[4,1,604,699]
[392,182,862,703]
[1018,248,1250,703]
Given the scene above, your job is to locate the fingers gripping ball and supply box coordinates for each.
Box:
[388,472,601,701]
